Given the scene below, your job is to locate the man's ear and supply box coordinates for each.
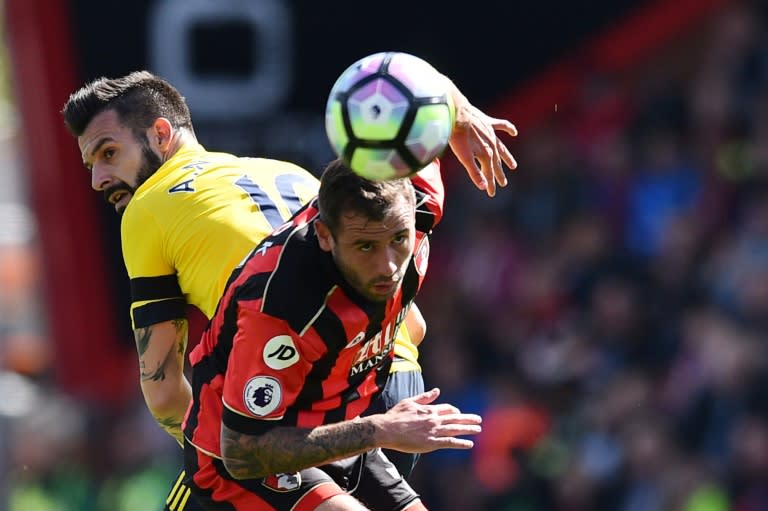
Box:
[150,117,173,152]
[315,219,334,252]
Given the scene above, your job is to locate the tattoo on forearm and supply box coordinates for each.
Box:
[136,325,166,381]
[136,327,152,357]
[172,318,188,356]
[142,364,167,382]
[157,415,184,443]
[221,421,376,479]
[135,319,189,382]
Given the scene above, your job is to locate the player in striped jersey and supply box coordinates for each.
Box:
[182,82,517,510]
[62,71,429,511]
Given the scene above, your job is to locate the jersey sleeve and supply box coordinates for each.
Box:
[410,159,445,232]
[121,202,186,329]
[221,301,317,436]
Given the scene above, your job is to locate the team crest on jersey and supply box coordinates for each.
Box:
[243,376,282,416]
[263,335,299,370]
[414,236,430,276]
[262,472,302,492]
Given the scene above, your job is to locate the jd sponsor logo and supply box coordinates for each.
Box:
[263,335,299,370]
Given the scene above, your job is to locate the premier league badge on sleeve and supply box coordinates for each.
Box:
[243,376,282,416]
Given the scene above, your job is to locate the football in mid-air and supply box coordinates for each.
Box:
[325,51,455,181]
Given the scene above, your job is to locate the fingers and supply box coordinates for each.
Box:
[491,118,518,138]
[409,387,441,405]
[471,121,516,197]
[427,437,476,450]
[432,403,462,415]
[498,137,518,171]
[431,422,482,438]
[383,400,483,453]
[441,413,483,425]
[451,140,488,192]
[426,416,483,450]
[475,150,496,197]
[448,100,518,197]
[474,140,504,197]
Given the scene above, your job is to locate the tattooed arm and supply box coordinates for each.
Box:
[221,418,377,479]
[221,388,483,479]
[135,318,192,444]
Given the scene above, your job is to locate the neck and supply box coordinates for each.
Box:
[162,129,197,163]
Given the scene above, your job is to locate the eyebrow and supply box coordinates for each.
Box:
[82,136,114,169]
[350,228,410,245]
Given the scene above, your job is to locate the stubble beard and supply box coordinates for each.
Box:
[105,142,164,215]
[334,251,401,303]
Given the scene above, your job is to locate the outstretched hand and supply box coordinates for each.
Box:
[372,388,483,453]
[449,98,518,197]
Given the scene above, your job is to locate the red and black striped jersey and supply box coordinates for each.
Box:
[183,160,445,458]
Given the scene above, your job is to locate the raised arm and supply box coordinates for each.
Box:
[443,76,518,197]
[135,318,191,444]
[221,388,480,479]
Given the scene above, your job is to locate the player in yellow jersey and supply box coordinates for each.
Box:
[61,71,429,510]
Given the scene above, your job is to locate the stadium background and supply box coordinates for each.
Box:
[1,0,767,509]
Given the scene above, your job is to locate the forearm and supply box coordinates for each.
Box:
[439,74,470,124]
[135,318,190,443]
[221,417,377,480]
[141,377,191,444]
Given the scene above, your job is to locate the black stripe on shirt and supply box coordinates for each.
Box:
[132,298,187,328]
[293,307,348,410]
[130,274,183,302]
[222,408,277,437]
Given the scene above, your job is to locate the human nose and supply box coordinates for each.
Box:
[374,247,400,278]
[90,165,112,191]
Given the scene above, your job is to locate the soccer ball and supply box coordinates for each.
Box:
[325,52,455,181]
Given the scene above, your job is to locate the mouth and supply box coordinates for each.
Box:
[109,191,132,212]
[371,280,398,295]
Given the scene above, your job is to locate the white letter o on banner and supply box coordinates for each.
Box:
[149,0,292,120]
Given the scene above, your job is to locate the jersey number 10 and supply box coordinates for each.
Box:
[234,173,315,229]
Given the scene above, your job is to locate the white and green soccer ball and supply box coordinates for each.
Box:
[325,52,456,181]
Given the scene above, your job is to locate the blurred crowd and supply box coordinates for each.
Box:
[411,2,768,510]
[2,1,768,510]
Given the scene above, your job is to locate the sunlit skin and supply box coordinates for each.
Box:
[78,109,174,214]
[315,195,416,302]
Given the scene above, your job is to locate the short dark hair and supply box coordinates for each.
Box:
[317,159,416,234]
[61,70,194,138]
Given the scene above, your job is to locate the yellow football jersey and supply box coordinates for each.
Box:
[121,143,419,371]
[122,143,319,325]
